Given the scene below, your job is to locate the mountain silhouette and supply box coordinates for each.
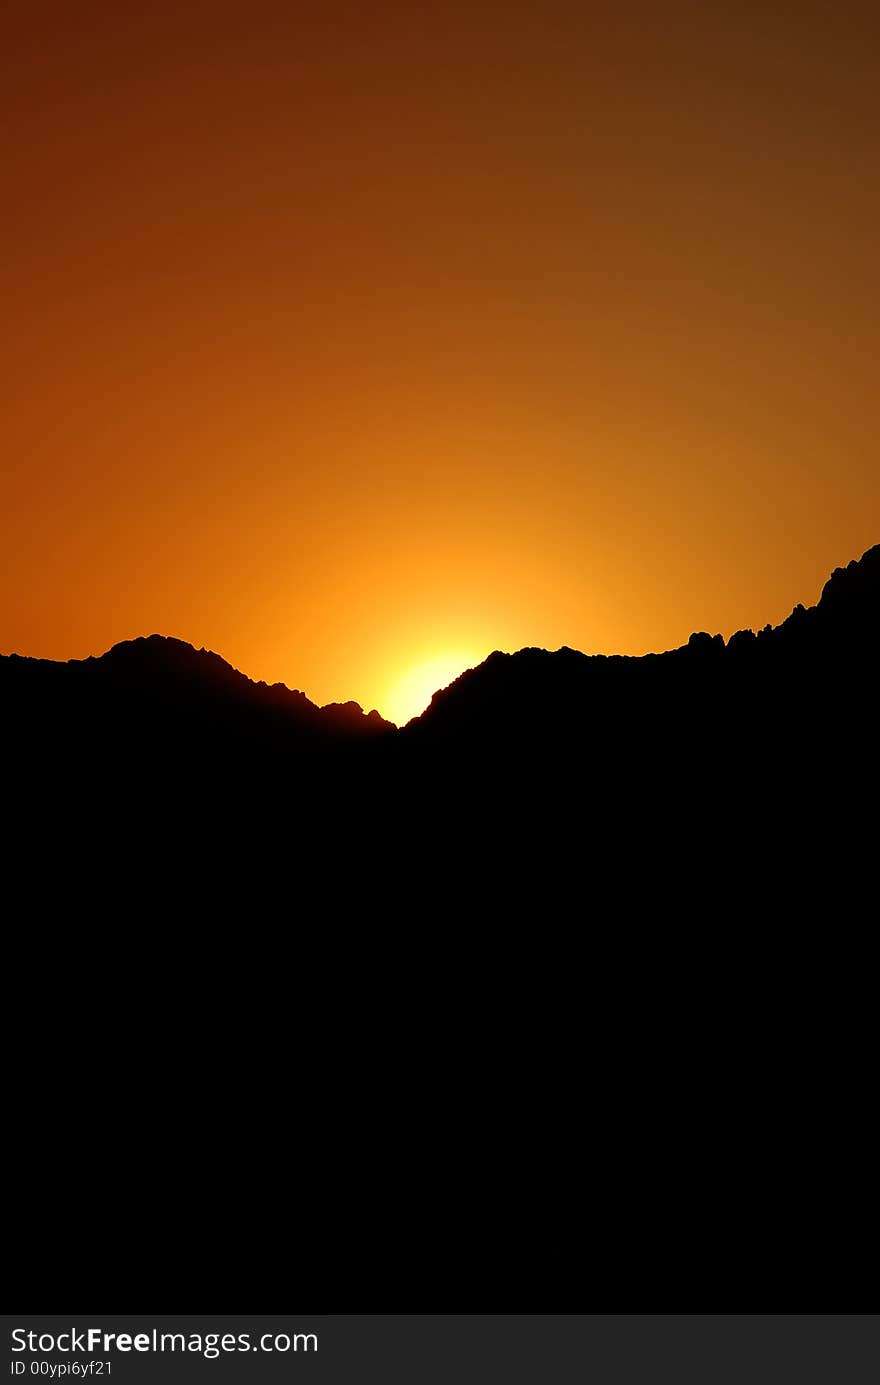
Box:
[403,541,880,754]
[5,543,877,1311]
[2,632,393,765]
[5,543,877,768]
[3,542,878,881]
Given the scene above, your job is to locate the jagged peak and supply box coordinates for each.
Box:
[819,542,880,610]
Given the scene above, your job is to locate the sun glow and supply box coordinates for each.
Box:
[384,650,484,728]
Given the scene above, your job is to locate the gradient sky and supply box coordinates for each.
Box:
[3,1,879,723]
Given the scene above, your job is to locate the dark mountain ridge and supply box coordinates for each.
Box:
[6,544,876,1311]
[2,631,394,766]
[4,542,877,762]
[406,542,879,748]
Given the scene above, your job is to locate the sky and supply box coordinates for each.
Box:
[3,1,879,724]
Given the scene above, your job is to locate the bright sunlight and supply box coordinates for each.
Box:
[383,650,483,727]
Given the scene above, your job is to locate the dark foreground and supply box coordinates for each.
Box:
[4,545,877,1307]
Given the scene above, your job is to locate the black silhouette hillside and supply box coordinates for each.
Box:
[402,542,880,760]
[6,545,877,1312]
[4,544,877,775]
[3,541,877,880]
[2,633,394,773]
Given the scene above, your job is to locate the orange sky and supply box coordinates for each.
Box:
[3,2,879,723]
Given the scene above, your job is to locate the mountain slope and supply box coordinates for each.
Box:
[1,633,394,769]
[2,543,877,769]
[400,542,880,753]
